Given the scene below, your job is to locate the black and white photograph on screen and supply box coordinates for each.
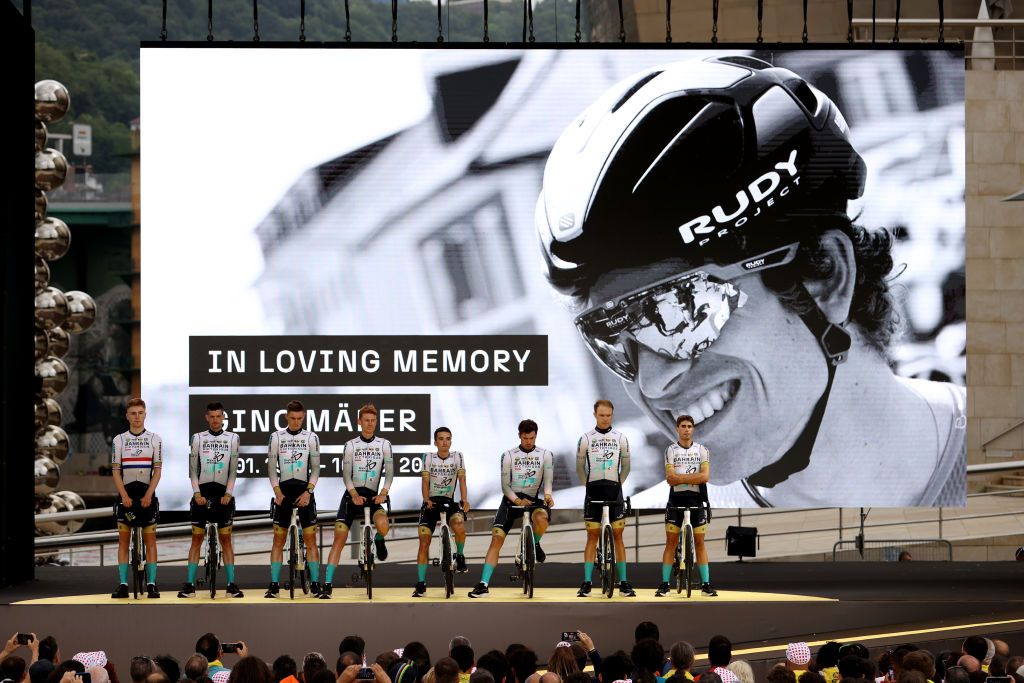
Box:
[142,48,965,511]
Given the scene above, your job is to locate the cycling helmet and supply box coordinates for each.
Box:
[536,55,867,293]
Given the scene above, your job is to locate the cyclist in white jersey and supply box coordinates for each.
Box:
[110,398,162,599]
[178,401,242,599]
[468,419,554,598]
[576,399,634,597]
[265,400,322,598]
[320,403,394,599]
[413,426,470,597]
[656,414,717,597]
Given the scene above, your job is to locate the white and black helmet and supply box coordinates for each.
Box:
[536,55,867,293]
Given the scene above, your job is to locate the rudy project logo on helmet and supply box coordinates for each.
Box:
[678,149,800,247]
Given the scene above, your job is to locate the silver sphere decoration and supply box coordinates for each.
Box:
[35,356,69,399]
[35,254,50,293]
[35,397,63,433]
[34,325,49,362]
[53,491,87,533]
[47,326,70,358]
[35,287,68,330]
[35,119,47,153]
[64,291,97,333]
[34,498,61,536]
[35,188,48,223]
[36,425,70,465]
[35,217,71,261]
[34,456,61,496]
[34,80,71,124]
[35,148,68,192]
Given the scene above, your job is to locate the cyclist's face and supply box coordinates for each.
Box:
[126,405,146,431]
[286,410,305,431]
[676,420,694,444]
[434,430,452,453]
[519,431,537,450]
[594,405,613,430]
[359,412,377,436]
[588,258,828,483]
[206,409,225,432]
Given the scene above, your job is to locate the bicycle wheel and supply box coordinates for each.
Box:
[207,530,218,599]
[363,524,374,600]
[683,525,695,598]
[132,528,144,599]
[602,524,615,599]
[522,526,535,599]
[440,526,454,599]
[288,526,298,600]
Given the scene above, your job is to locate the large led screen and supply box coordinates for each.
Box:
[141,47,966,511]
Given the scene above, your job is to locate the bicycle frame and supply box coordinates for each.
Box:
[131,524,146,599]
[508,504,537,599]
[200,501,221,599]
[666,505,698,597]
[434,507,455,598]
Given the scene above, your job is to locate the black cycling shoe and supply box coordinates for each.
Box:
[309,581,322,597]
[177,582,196,598]
[412,582,427,597]
[455,554,468,573]
[534,543,546,563]
[226,583,244,598]
[701,582,718,597]
[577,581,592,597]
[654,582,671,597]
[318,583,333,599]
[375,537,389,561]
[619,581,637,597]
[146,583,161,599]
[264,582,280,598]
[111,583,129,599]
[468,582,489,598]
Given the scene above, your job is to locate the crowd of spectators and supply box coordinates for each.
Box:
[1,627,1020,683]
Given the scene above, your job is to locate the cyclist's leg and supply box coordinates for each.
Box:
[694,518,710,585]
[531,507,549,538]
[480,530,505,584]
[583,526,600,582]
[662,525,680,585]
[612,521,628,582]
[450,511,466,553]
[116,525,131,586]
[187,527,204,585]
[143,524,158,585]
[270,525,287,582]
[372,508,389,535]
[219,528,235,583]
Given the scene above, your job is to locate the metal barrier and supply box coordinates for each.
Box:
[851,18,1024,71]
[832,539,953,562]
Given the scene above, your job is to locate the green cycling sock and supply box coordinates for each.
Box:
[662,563,672,583]
[417,564,427,582]
[308,561,320,582]
[326,564,336,584]
[584,563,593,582]
[118,564,128,584]
[187,563,198,583]
[270,562,282,582]
[456,542,465,554]
[481,563,495,585]
[699,564,710,583]
[617,561,627,582]
[146,563,157,584]
[226,564,235,583]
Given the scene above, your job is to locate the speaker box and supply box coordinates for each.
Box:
[726,526,758,557]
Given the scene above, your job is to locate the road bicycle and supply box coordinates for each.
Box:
[194,500,221,599]
[429,500,463,599]
[508,503,540,599]
[590,496,630,598]
[271,498,309,599]
[667,504,705,597]
[130,523,146,599]
[352,496,390,600]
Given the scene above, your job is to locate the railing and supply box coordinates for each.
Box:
[852,18,1024,71]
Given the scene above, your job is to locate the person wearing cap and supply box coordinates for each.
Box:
[787,644,811,676]
[535,55,965,508]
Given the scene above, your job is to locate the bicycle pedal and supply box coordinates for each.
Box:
[509,574,519,582]
[351,573,361,583]
[431,559,440,566]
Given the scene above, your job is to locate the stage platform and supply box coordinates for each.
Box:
[2,563,1022,676]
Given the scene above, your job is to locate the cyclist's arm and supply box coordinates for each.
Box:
[619,433,631,483]
[457,454,468,508]
[674,462,709,485]
[307,433,320,491]
[575,435,588,485]
[226,432,239,497]
[189,433,201,495]
[501,452,517,503]
[379,440,394,496]
[143,435,162,500]
[421,459,430,504]
[111,435,129,501]
[542,449,554,497]
[268,432,281,491]
[342,440,356,495]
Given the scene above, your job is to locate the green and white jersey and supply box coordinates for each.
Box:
[665,441,709,494]
[268,428,321,488]
[111,429,163,486]
[500,446,553,501]
[576,427,630,485]
[342,435,394,494]
[423,451,465,499]
[189,429,240,494]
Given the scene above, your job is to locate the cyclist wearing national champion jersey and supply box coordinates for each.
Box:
[468,419,554,599]
[412,426,470,597]
[178,401,242,599]
[265,399,322,598]
[656,414,716,597]
[320,403,394,600]
[576,399,634,598]
[110,397,163,599]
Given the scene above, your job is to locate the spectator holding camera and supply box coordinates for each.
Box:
[196,636,248,678]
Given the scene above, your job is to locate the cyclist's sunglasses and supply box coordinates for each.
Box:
[574,244,799,382]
